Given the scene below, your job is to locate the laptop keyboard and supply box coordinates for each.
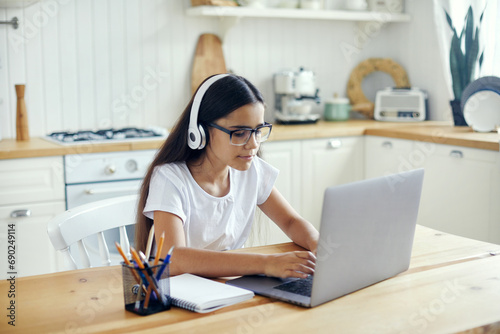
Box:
[273,275,313,297]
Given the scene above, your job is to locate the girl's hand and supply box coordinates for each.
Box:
[263,251,316,279]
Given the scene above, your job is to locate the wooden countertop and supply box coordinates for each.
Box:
[2,225,499,333]
[1,120,498,160]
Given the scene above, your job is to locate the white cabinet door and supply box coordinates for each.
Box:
[0,156,65,277]
[364,135,416,178]
[0,201,66,279]
[490,163,500,244]
[249,140,302,246]
[301,137,364,229]
[417,143,499,243]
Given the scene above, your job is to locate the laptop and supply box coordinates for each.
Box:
[226,168,424,308]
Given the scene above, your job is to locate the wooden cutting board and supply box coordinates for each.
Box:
[191,33,227,94]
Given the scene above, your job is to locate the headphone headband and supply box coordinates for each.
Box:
[187,74,229,150]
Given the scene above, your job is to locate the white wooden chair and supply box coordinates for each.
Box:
[47,194,138,270]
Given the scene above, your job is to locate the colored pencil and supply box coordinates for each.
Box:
[144,232,165,309]
[130,247,166,306]
[145,225,155,262]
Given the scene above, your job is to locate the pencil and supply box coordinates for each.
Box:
[145,225,155,262]
[130,247,166,306]
[116,242,147,310]
[153,232,165,267]
[144,232,166,309]
[115,242,141,283]
[155,246,174,281]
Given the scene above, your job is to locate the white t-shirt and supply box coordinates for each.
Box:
[143,156,279,251]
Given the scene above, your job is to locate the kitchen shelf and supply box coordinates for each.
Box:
[0,0,38,8]
[186,6,411,23]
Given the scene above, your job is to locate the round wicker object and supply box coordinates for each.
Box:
[347,58,410,119]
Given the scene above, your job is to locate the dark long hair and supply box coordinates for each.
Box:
[134,74,265,252]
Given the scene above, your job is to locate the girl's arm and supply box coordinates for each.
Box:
[258,187,319,253]
[153,210,316,279]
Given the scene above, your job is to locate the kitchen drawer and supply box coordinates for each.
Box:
[0,157,65,205]
[65,150,156,184]
[426,143,498,162]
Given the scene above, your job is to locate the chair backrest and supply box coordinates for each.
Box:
[47,194,138,270]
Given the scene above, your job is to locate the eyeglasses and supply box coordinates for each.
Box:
[208,122,273,146]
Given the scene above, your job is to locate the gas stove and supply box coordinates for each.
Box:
[45,127,168,145]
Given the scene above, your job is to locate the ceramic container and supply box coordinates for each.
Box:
[324,97,351,121]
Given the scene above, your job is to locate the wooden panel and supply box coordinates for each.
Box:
[93,0,112,129]
[75,0,95,131]
[24,2,46,136]
[0,10,10,140]
[59,0,79,131]
[141,0,159,127]
[41,1,63,134]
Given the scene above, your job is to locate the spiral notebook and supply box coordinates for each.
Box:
[169,274,254,313]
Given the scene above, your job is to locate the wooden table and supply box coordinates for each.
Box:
[1,225,500,333]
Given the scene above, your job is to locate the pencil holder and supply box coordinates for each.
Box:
[121,260,171,315]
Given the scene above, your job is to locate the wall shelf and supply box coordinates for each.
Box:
[186,6,411,23]
[0,0,38,8]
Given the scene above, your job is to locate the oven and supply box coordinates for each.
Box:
[48,127,164,267]
[64,149,157,266]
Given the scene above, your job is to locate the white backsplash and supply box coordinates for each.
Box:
[0,0,449,138]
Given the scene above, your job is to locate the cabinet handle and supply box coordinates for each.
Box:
[85,186,139,195]
[10,209,31,218]
[450,150,463,159]
[327,139,342,149]
[382,141,393,149]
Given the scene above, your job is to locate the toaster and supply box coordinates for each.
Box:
[374,87,428,122]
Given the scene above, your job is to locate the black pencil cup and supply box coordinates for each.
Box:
[121,261,171,315]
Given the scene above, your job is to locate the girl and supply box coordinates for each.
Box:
[135,74,319,279]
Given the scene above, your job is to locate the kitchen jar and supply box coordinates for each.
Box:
[324,97,351,121]
[368,0,403,13]
[300,0,322,9]
[345,0,367,11]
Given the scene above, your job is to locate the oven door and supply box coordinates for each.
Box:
[66,180,142,209]
[66,180,142,267]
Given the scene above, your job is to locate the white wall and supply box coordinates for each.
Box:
[0,0,449,139]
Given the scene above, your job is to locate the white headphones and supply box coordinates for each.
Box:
[187,74,230,150]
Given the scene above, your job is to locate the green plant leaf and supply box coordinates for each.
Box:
[444,9,457,36]
[466,31,479,84]
[464,7,474,82]
[444,5,485,101]
[450,34,465,100]
[464,7,474,54]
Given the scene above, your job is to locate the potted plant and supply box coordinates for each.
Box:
[444,5,484,126]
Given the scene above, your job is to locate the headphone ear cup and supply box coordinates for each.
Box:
[187,126,201,150]
[198,124,206,150]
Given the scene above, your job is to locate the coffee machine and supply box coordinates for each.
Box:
[273,67,321,124]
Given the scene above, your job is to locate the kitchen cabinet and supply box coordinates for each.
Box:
[417,143,500,244]
[248,140,302,246]
[253,137,364,246]
[365,135,500,244]
[0,157,65,278]
[364,135,416,178]
[301,137,364,228]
